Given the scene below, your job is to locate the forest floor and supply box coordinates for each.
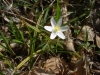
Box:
[0,0,100,75]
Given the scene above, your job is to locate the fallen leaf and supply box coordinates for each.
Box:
[18,67,55,75]
[65,38,76,52]
[96,34,100,48]
[64,29,76,52]
[44,57,69,75]
[77,26,95,41]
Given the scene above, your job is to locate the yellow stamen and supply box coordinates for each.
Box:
[54,26,60,32]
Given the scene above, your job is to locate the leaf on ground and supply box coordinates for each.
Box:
[61,2,69,24]
[44,57,69,75]
[64,29,76,52]
[60,2,75,52]
[77,26,95,41]
[96,34,100,48]
[18,67,55,75]
[65,38,75,52]
[68,55,91,75]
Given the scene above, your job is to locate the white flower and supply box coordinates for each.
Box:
[44,17,69,39]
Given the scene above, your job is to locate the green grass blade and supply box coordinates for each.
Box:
[12,39,23,43]
[0,31,15,55]
[0,52,14,69]
[56,0,61,21]
[16,50,41,70]
[42,8,50,26]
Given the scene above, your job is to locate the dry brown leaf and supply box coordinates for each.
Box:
[64,29,76,52]
[65,38,75,52]
[68,55,91,75]
[96,34,100,48]
[19,67,55,75]
[77,26,95,41]
[68,58,86,75]
[60,0,75,52]
[61,4,69,23]
[44,57,69,75]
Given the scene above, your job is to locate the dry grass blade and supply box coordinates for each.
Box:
[4,4,12,11]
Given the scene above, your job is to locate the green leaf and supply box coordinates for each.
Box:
[0,31,15,55]
[42,7,50,26]
[0,71,5,75]
[12,39,23,43]
[0,52,14,69]
[56,0,61,21]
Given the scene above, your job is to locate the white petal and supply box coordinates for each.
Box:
[44,26,53,32]
[57,17,62,26]
[60,26,69,32]
[50,32,57,39]
[51,17,56,27]
[57,32,66,39]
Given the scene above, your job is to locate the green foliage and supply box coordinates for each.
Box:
[9,21,26,45]
[0,71,5,75]
[0,31,15,55]
[0,52,14,69]
[56,0,61,21]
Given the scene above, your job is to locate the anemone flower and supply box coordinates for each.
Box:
[44,17,69,39]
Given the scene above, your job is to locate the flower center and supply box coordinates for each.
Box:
[54,26,60,32]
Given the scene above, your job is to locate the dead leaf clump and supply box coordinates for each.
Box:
[77,26,95,41]
[44,57,69,75]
